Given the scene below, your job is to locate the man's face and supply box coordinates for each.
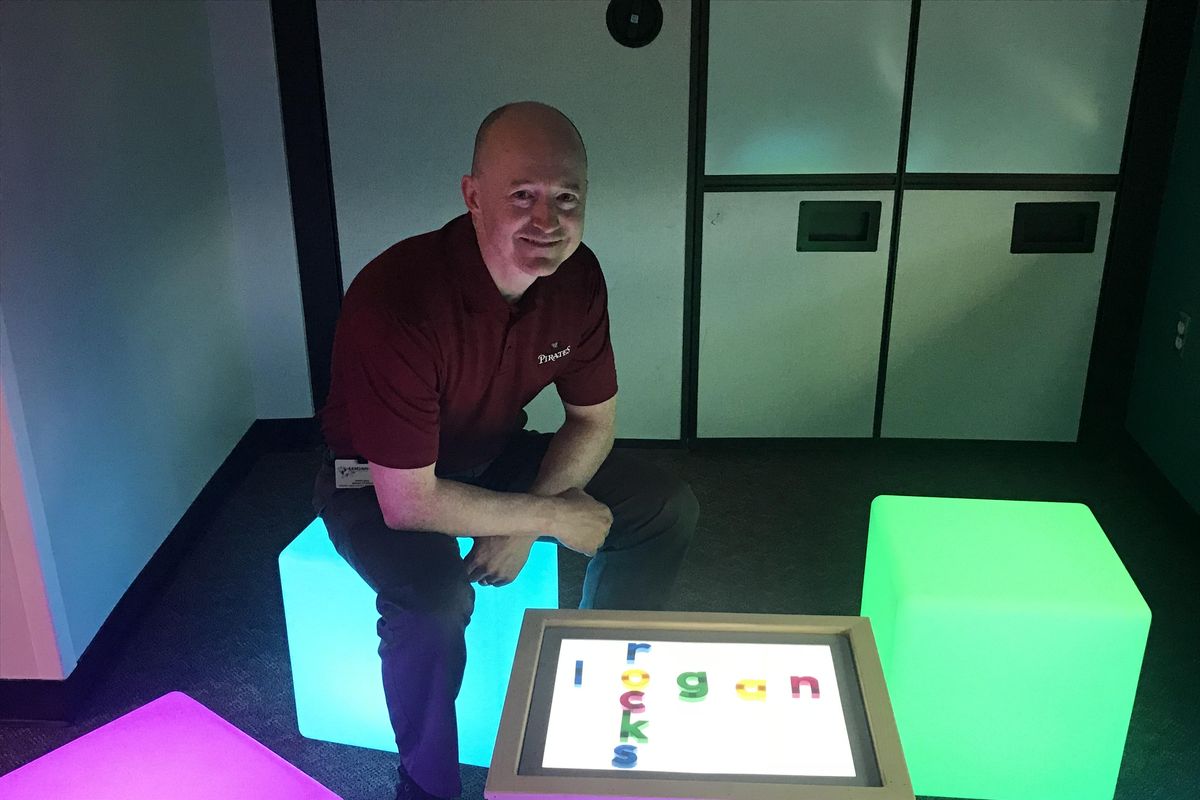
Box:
[463,126,587,285]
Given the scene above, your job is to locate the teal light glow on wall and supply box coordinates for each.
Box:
[278,518,559,766]
[860,495,1151,800]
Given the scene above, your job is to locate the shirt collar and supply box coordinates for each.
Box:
[443,214,540,316]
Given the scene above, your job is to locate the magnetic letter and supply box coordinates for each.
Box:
[612,744,638,768]
[620,710,649,743]
[574,660,584,687]
[620,691,646,713]
[677,671,708,701]
[791,675,820,699]
[736,679,767,701]
[622,669,650,689]
[626,642,651,664]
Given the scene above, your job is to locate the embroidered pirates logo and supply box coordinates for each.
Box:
[538,342,572,365]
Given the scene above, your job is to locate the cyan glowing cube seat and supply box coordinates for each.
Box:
[860,495,1151,800]
[0,691,340,799]
[278,517,558,767]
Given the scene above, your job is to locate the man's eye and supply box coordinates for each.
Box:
[513,191,532,200]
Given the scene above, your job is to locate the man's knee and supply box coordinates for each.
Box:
[376,574,475,643]
[655,476,700,545]
[677,479,701,532]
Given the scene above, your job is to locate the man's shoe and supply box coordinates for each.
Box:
[394,764,452,800]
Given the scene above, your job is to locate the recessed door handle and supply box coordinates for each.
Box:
[797,201,883,253]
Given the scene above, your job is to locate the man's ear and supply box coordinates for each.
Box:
[461,174,479,213]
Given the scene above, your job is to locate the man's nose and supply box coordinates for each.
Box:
[531,197,558,230]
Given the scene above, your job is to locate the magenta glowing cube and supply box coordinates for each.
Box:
[0,692,341,799]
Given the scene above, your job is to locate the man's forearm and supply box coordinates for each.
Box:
[527,417,615,497]
[419,480,561,538]
[400,418,613,539]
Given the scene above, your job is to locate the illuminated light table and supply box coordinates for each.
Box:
[0,691,340,799]
[860,495,1152,800]
[486,609,914,800]
[278,517,558,767]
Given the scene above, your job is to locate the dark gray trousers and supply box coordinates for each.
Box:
[311,429,699,798]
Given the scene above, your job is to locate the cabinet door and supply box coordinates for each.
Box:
[699,191,893,437]
[706,0,910,175]
[882,191,1114,441]
[907,0,1144,174]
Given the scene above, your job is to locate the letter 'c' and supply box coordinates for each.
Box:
[620,691,645,713]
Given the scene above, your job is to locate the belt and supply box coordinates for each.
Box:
[322,447,494,481]
[322,446,356,466]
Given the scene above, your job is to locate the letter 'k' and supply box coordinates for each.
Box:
[620,710,649,743]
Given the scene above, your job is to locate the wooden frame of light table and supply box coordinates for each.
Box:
[485,609,913,800]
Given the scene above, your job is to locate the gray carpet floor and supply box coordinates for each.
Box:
[1,435,1197,799]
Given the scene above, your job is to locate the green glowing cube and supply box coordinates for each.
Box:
[860,496,1150,800]
[279,518,558,767]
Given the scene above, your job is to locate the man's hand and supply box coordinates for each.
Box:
[464,535,536,587]
[552,487,612,557]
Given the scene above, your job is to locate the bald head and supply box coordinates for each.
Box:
[471,101,587,178]
[460,101,589,301]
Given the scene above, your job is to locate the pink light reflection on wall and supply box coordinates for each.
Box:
[0,692,341,799]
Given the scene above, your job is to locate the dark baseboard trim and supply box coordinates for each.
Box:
[246,416,323,453]
[0,680,71,727]
[0,418,310,724]
[615,438,684,449]
[689,436,1081,456]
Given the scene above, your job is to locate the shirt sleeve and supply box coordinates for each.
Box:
[341,306,441,469]
[554,265,618,406]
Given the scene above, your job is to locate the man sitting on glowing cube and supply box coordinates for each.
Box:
[860,495,1151,800]
[280,518,559,770]
[310,101,699,800]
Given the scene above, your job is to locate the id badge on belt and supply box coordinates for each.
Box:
[334,458,374,489]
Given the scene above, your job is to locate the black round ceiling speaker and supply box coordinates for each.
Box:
[607,0,663,49]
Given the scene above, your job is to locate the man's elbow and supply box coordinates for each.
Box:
[380,505,411,531]
[379,487,439,532]
[369,461,442,532]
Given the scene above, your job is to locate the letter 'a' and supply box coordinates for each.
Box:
[736,679,767,701]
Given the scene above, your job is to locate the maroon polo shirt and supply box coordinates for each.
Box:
[320,213,618,475]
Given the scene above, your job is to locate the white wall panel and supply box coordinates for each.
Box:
[0,1,257,668]
[706,0,910,175]
[317,0,691,438]
[908,0,1144,174]
[698,192,893,437]
[207,1,312,420]
[882,191,1114,441]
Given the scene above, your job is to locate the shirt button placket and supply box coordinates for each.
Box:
[499,314,517,374]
